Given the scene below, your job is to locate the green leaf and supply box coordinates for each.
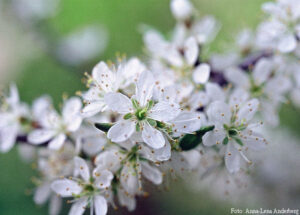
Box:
[179,125,215,151]
[95,123,113,132]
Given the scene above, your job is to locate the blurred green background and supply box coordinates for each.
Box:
[3,0,294,214]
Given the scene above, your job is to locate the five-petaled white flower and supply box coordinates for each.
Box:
[203,98,267,173]
[104,71,181,149]
[51,157,113,215]
[81,58,146,117]
[28,97,82,150]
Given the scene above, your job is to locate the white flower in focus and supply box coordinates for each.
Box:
[203,98,267,173]
[28,97,82,150]
[82,59,146,117]
[104,71,181,149]
[51,157,113,215]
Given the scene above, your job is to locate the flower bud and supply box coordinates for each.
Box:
[170,0,193,20]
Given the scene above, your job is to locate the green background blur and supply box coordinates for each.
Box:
[3,0,298,214]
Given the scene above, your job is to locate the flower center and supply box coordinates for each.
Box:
[135,108,147,121]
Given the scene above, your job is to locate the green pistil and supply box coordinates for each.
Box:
[84,184,95,192]
[223,124,244,146]
[135,108,147,121]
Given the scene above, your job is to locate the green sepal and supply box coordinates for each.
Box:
[222,136,229,145]
[179,125,215,151]
[156,121,165,128]
[228,128,238,136]
[131,99,139,109]
[95,123,113,133]
[123,113,132,120]
[136,123,141,132]
[147,118,157,127]
[146,100,154,110]
[233,137,244,146]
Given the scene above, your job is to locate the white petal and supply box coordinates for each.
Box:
[49,195,62,215]
[81,101,106,117]
[92,62,115,92]
[141,162,163,185]
[206,101,231,124]
[154,138,171,161]
[224,67,250,88]
[107,120,135,143]
[51,179,82,197]
[66,114,82,132]
[93,168,114,189]
[121,57,146,84]
[81,136,106,156]
[136,71,155,107]
[278,33,297,53]
[0,124,18,152]
[7,83,19,105]
[171,111,202,136]
[148,101,180,122]
[104,92,132,114]
[34,182,51,205]
[48,133,66,150]
[184,37,199,65]
[205,82,225,102]
[94,149,122,172]
[142,122,165,149]
[120,165,138,195]
[94,195,108,215]
[202,127,226,146]
[229,88,249,108]
[74,156,90,182]
[32,96,52,118]
[68,198,88,215]
[181,150,201,169]
[241,130,267,151]
[117,189,136,211]
[253,58,273,85]
[192,63,210,84]
[237,99,259,123]
[63,97,82,123]
[225,142,241,173]
[28,129,56,145]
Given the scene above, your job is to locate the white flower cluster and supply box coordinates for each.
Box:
[1,0,300,214]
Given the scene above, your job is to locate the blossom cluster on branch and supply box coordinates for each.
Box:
[1,0,300,214]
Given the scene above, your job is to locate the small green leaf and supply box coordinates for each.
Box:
[95,123,113,132]
[123,113,132,120]
[179,125,215,151]
[222,136,229,145]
